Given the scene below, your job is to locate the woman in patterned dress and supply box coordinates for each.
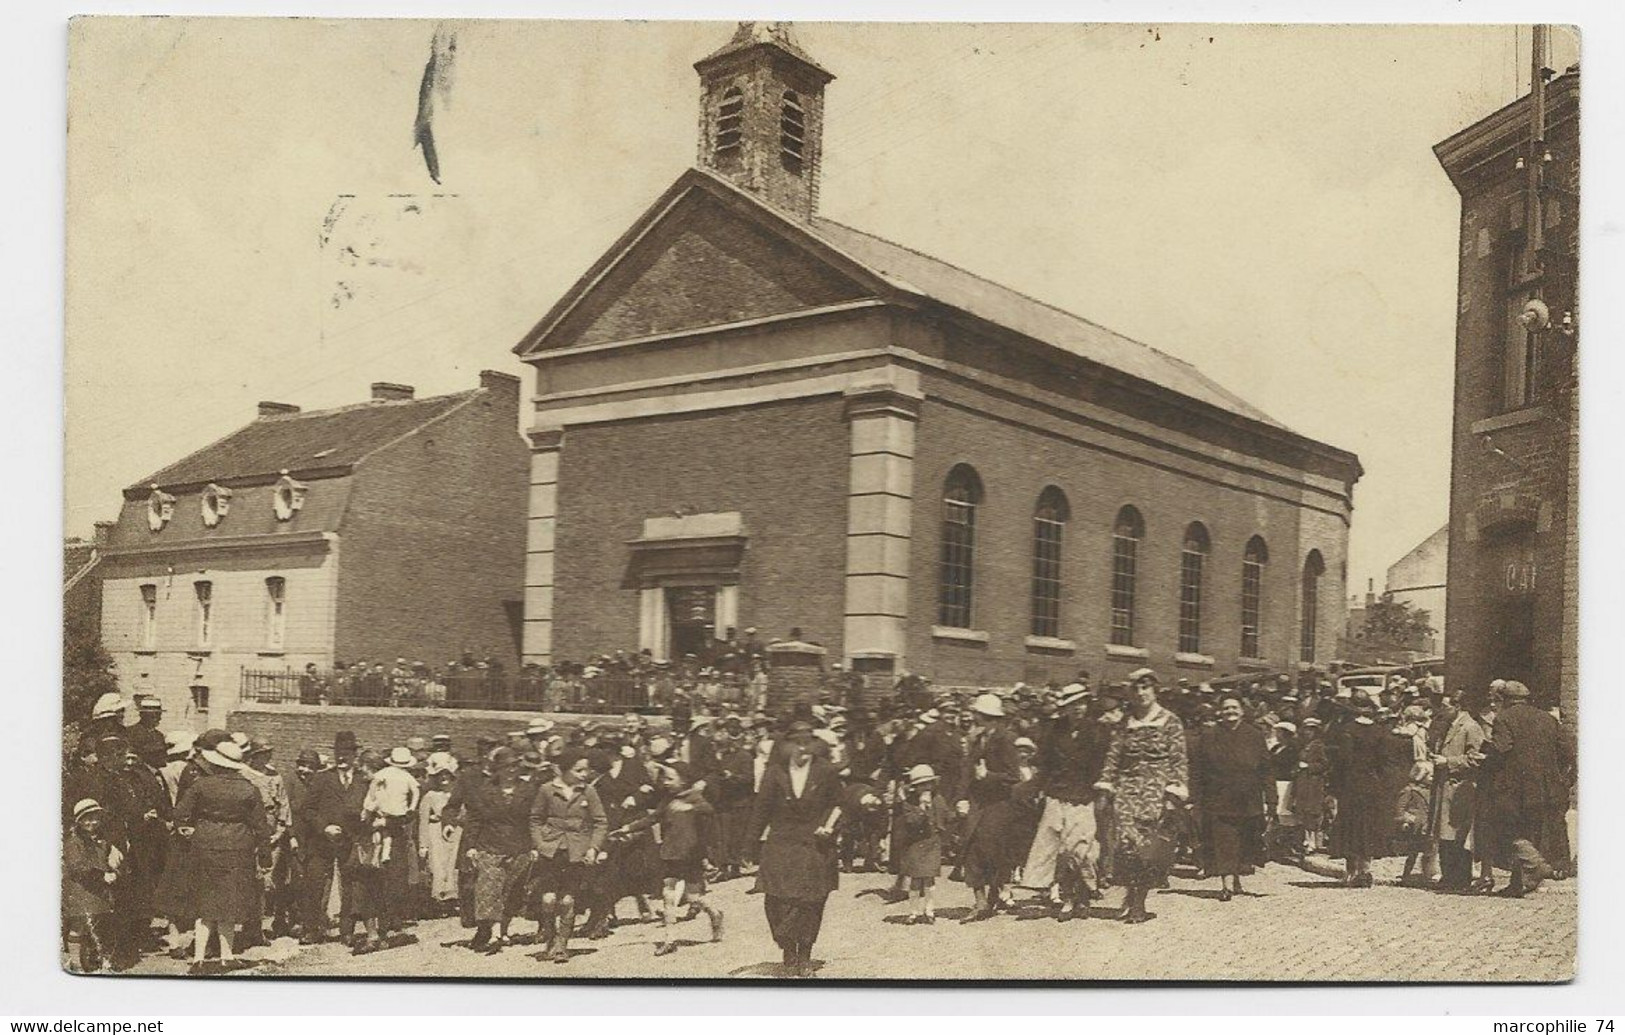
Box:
[1093,669,1189,924]
[459,748,537,953]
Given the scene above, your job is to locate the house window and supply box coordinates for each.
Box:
[1030,487,1069,638]
[1178,523,1209,654]
[715,86,744,158]
[1503,294,1541,411]
[265,576,286,651]
[201,483,233,528]
[780,90,806,172]
[147,488,174,532]
[938,464,983,628]
[138,584,158,650]
[1110,506,1144,647]
[1241,536,1268,658]
[193,581,213,648]
[1301,550,1326,664]
[273,473,307,522]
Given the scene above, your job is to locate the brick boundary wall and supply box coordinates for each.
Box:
[227,703,671,776]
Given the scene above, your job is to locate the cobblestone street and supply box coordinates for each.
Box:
[116,858,1576,983]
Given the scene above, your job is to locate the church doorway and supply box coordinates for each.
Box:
[666,585,718,661]
[1482,530,1538,688]
[1486,595,1536,689]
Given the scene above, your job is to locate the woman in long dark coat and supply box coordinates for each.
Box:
[1192,695,1275,900]
[458,748,537,953]
[172,739,269,973]
[750,724,841,976]
[155,742,209,954]
[1093,671,1189,924]
[1330,697,1388,887]
[955,697,1023,923]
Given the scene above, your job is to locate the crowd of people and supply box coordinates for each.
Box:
[62,662,1575,977]
[280,633,778,713]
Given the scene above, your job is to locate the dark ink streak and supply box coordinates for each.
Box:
[414,27,457,185]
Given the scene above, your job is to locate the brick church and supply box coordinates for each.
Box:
[518,23,1362,688]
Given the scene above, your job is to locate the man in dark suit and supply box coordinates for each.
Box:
[706,727,757,880]
[295,731,368,943]
[279,750,321,939]
[750,722,842,977]
[1481,681,1568,897]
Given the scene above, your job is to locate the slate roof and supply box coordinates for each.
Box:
[131,390,478,492]
[803,215,1286,428]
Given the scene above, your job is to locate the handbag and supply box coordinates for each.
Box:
[353,834,385,871]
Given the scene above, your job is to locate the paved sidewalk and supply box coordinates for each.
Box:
[108,857,1576,982]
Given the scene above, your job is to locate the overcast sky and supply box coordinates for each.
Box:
[64,19,1579,596]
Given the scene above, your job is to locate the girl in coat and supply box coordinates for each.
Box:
[610,762,724,957]
[63,799,122,973]
[892,765,950,924]
[1292,720,1330,854]
[1396,760,1435,882]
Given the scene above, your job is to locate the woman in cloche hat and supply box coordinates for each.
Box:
[173,738,270,973]
[893,765,951,925]
[958,692,1023,924]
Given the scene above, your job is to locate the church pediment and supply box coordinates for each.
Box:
[516,171,883,355]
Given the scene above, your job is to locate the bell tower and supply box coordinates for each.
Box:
[695,22,835,221]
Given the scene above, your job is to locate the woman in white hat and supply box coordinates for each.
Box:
[417,753,462,916]
[957,693,1023,923]
[893,765,950,925]
[173,738,269,973]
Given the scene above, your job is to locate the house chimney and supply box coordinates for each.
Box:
[371,382,415,402]
[1365,578,1375,607]
[479,369,519,390]
[257,401,301,419]
[93,520,115,549]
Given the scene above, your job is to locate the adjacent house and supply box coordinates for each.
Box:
[97,372,527,729]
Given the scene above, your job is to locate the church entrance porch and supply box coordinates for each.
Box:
[627,511,746,662]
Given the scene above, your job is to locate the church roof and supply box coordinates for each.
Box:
[129,389,480,493]
[801,213,1286,429]
[694,21,834,81]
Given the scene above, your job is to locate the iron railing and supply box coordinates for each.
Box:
[239,668,663,714]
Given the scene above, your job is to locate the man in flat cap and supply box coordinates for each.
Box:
[1479,680,1569,896]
